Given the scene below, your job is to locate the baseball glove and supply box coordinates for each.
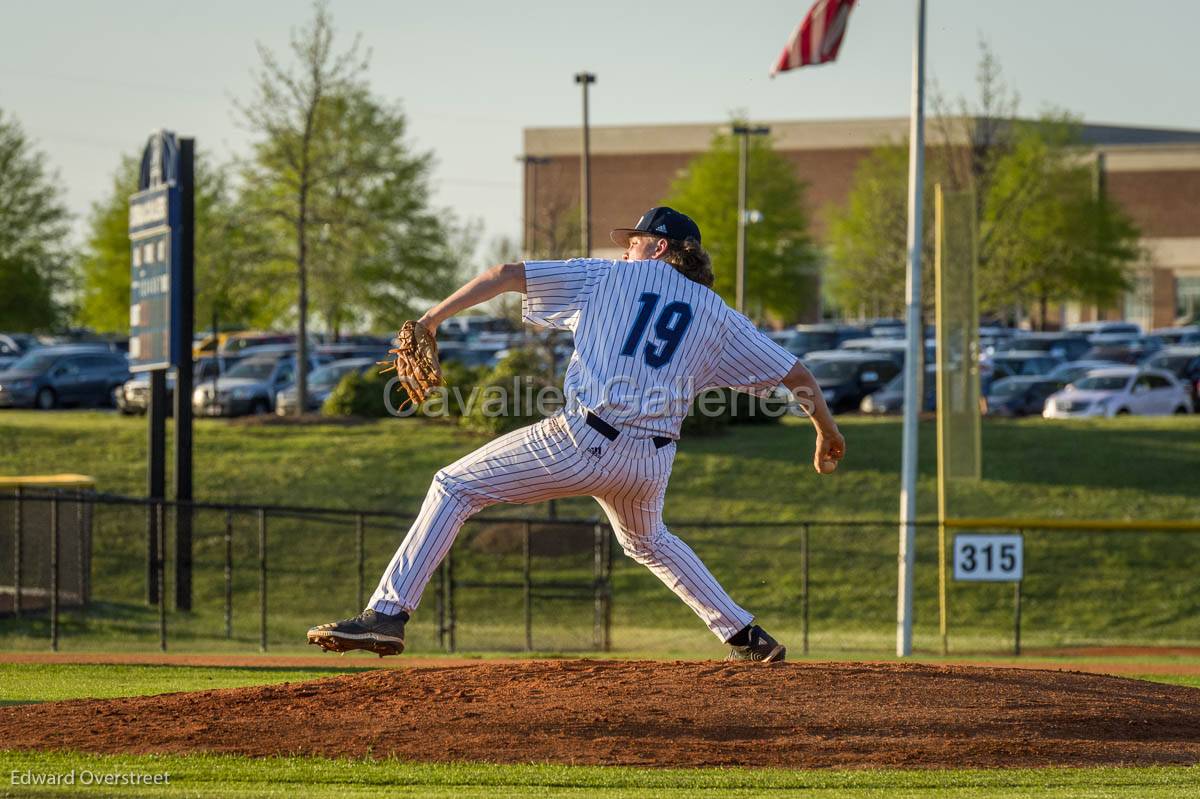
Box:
[379,320,442,411]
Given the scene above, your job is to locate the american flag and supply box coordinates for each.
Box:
[771,0,858,76]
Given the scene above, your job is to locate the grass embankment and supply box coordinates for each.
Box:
[1,411,1198,655]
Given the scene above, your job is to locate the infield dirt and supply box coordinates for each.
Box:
[2,660,1199,769]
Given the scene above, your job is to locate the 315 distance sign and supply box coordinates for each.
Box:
[952,534,1024,582]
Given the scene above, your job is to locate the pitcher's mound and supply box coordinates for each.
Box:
[3,660,1199,769]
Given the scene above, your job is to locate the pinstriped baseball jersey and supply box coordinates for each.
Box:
[363,256,798,646]
[522,258,797,437]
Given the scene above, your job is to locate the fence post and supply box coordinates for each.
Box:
[224,510,233,640]
[74,491,85,609]
[12,486,21,618]
[446,546,456,653]
[603,522,612,652]
[592,522,604,651]
[801,523,810,656]
[1014,580,1023,657]
[258,509,268,652]
[523,521,532,652]
[436,560,446,651]
[356,514,366,611]
[49,495,59,652]
[157,501,166,652]
[81,490,93,605]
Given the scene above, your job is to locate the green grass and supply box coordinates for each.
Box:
[0,664,361,706]
[2,411,1199,655]
[0,664,1197,796]
[3,662,1197,706]
[0,751,1197,798]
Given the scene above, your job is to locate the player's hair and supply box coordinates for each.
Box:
[659,237,715,288]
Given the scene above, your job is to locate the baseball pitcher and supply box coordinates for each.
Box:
[308,206,845,661]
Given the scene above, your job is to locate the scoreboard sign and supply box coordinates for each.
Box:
[952,534,1023,582]
[128,131,183,372]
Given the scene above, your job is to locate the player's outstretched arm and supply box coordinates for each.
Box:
[781,360,846,475]
[417,262,527,333]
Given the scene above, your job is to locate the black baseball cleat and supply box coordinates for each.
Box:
[307,608,408,657]
[725,625,786,663]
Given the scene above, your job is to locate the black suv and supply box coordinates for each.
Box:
[805,352,901,414]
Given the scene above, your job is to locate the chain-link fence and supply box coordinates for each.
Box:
[1,489,1197,655]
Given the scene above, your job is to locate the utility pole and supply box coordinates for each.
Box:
[732,124,770,315]
[574,72,596,257]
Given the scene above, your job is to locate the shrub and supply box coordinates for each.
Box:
[682,388,790,436]
[322,367,398,418]
[462,347,559,435]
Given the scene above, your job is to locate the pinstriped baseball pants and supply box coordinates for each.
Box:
[368,410,754,642]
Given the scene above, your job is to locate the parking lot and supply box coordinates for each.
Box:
[3,319,1199,422]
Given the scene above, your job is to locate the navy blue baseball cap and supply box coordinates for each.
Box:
[610,206,702,247]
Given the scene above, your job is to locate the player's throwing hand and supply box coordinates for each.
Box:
[814,427,846,474]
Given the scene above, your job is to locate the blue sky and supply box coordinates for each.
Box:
[2,1,1196,254]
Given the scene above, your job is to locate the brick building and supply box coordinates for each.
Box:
[520,118,1200,329]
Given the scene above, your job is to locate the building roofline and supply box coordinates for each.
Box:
[524,116,1200,159]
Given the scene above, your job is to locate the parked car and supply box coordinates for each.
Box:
[274,358,380,415]
[769,324,844,358]
[1143,346,1200,404]
[0,346,129,409]
[319,333,391,347]
[997,333,1091,362]
[866,319,905,338]
[984,377,1065,417]
[1151,326,1200,347]
[315,343,389,363]
[1043,367,1192,418]
[1080,334,1163,364]
[440,316,518,343]
[978,326,1016,357]
[192,354,318,417]
[443,342,508,369]
[1067,321,1142,337]
[859,366,937,414]
[1045,359,1122,386]
[803,352,901,414]
[0,333,41,370]
[218,331,298,355]
[116,356,240,415]
[987,351,1063,381]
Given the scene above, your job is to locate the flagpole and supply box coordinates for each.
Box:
[897,0,926,658]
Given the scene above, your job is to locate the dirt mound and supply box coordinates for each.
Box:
[2,660,1199,769]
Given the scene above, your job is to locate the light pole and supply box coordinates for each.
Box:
[515,155,551,258]
[733,124,770,315]
[574,72,596,257]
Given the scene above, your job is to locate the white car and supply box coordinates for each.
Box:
[1043,367,1192,418]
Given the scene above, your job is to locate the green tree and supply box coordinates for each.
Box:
[238,1,464,410]
[76,153,274,334]
[664,125,820,323]
[76,156,138,333]
[826,43,1141,325]
[980,116,1140,325]
[0,109,72,331]
[825,144,936,318]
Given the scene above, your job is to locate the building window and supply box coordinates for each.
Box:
[1124,272,1153,329]
[1177,276,1200,324]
